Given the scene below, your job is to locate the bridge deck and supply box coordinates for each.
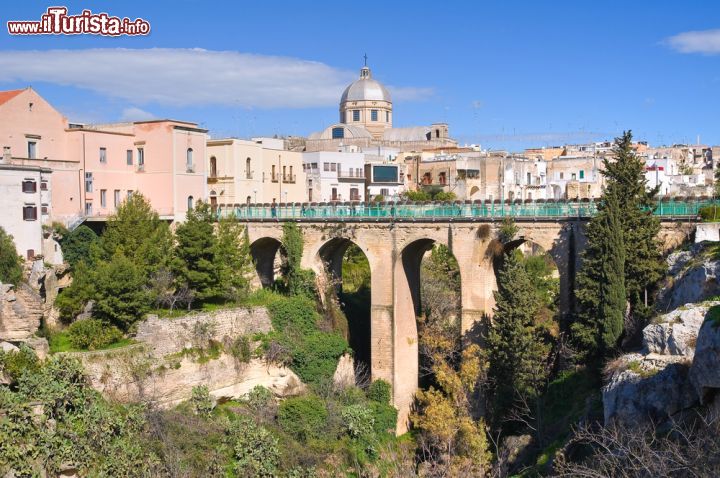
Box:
[216,199,719,222]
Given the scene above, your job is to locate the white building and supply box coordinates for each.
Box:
[0,160,62,264]
[302,151,365,202]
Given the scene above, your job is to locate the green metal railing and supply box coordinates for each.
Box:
[214,198,720,222]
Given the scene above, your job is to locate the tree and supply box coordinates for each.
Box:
[487,251,551,430]
[213,218,253,302]
[100,193,173,276]
[281,222,315,297]
[572,190,627,358]
[573,131,664,356]
[0,227,23,285]
[92,253,150,330]
[55,260,95,322]
[172,201,219,301]
[59,225,99,269]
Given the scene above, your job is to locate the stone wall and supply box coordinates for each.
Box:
[135,307,272,356]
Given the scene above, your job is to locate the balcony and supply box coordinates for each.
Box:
[283,174,296,183]
[186,164,195,173]
[136,163,145,172]
[338,169,365,180]
[245,171,253,179]
[271,173,278,183]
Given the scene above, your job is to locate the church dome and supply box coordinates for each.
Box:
[340,66,392,103]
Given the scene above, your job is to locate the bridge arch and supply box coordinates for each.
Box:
[249,236,283,289]
[392,236,463,430]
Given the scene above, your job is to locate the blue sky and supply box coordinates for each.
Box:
[1,1,719,151]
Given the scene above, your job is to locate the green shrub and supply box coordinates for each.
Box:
[60,225,99,268]
[0,226,23,285]
[229,335,251,363]
[67,319,123,350]
[289,331,348,387]
[268,296,319,334]
[246,385,274,414]
[341,404,375,439]
[189,385,213,417]
[369,402,398,435]
[0,344,39,382]
[227,415,279,477]
[278,395,328,441]
[699,205,720,223]
[366,379,392,404]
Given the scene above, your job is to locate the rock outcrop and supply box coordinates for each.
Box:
[689,318,720,405]
[333,353,356,389]
[65,306,302,407]
[658,244,720,311]
[0,282,43,341]
[604,301,720,426]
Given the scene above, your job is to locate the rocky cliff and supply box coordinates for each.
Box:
[604,242,720,426]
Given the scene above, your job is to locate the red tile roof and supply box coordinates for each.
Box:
[0,88,26,106]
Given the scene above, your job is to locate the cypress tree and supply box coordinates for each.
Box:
[487,251,550,425]
[214,217,253,302]
[172,201,219,301]
[573,131,663,359]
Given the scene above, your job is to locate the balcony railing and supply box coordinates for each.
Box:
[338,170,365,180]
[186,164,195,173]
[136,163,145,172]
[283,174,296,183]
[246,171,253,179]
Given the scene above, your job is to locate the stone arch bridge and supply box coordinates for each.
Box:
[244,217,694,431]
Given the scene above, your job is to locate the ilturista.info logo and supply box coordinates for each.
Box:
[7,7,150,36]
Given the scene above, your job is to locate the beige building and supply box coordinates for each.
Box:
[207,137,307,206]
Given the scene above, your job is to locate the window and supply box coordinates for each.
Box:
[579,170,585,179]
[186,148,193,171]
[137,148,144,166]
[40,181,47,191]
[331,187,338,201]
[22,180,37,193]
[371,110,378,121]
[246,157,252,179]
[527,172,532,185]
[352,110,360,122]
[210,156,217,178]
[386,111,389,122]
[323,163,330,172]
[350,188,359,200]
[27,141,37,159]
[41,204,48,215]
[559,172,564,180]
[99,147,107,163]
[84,201,92,216]
[332,127,344,139]
[114,190,120,207]
[187,196,194,210]
[126,150,133,165]
[380,188,389,196]
[100,189,107,208]
[271,164,276,180]
[23,205,37,221]
[436,129,440,138]
[330,163,337,172]
[127,190,133,199]
[571,173,577,180]
[84,172,93,193]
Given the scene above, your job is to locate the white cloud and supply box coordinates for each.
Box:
[119,106,155,121]
[388,86,434,101]
[0,48,433,108]
[665,29,720,54]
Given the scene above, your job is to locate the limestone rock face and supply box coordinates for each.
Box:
[76,349,304,407]
[333,353,356,389]
[0,283,43,341]
[603,356,696,426]
[658,245,720,311]
[642,302,718,358]
[690,320,720,405]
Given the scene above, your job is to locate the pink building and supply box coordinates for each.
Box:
[0,87,208,230]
